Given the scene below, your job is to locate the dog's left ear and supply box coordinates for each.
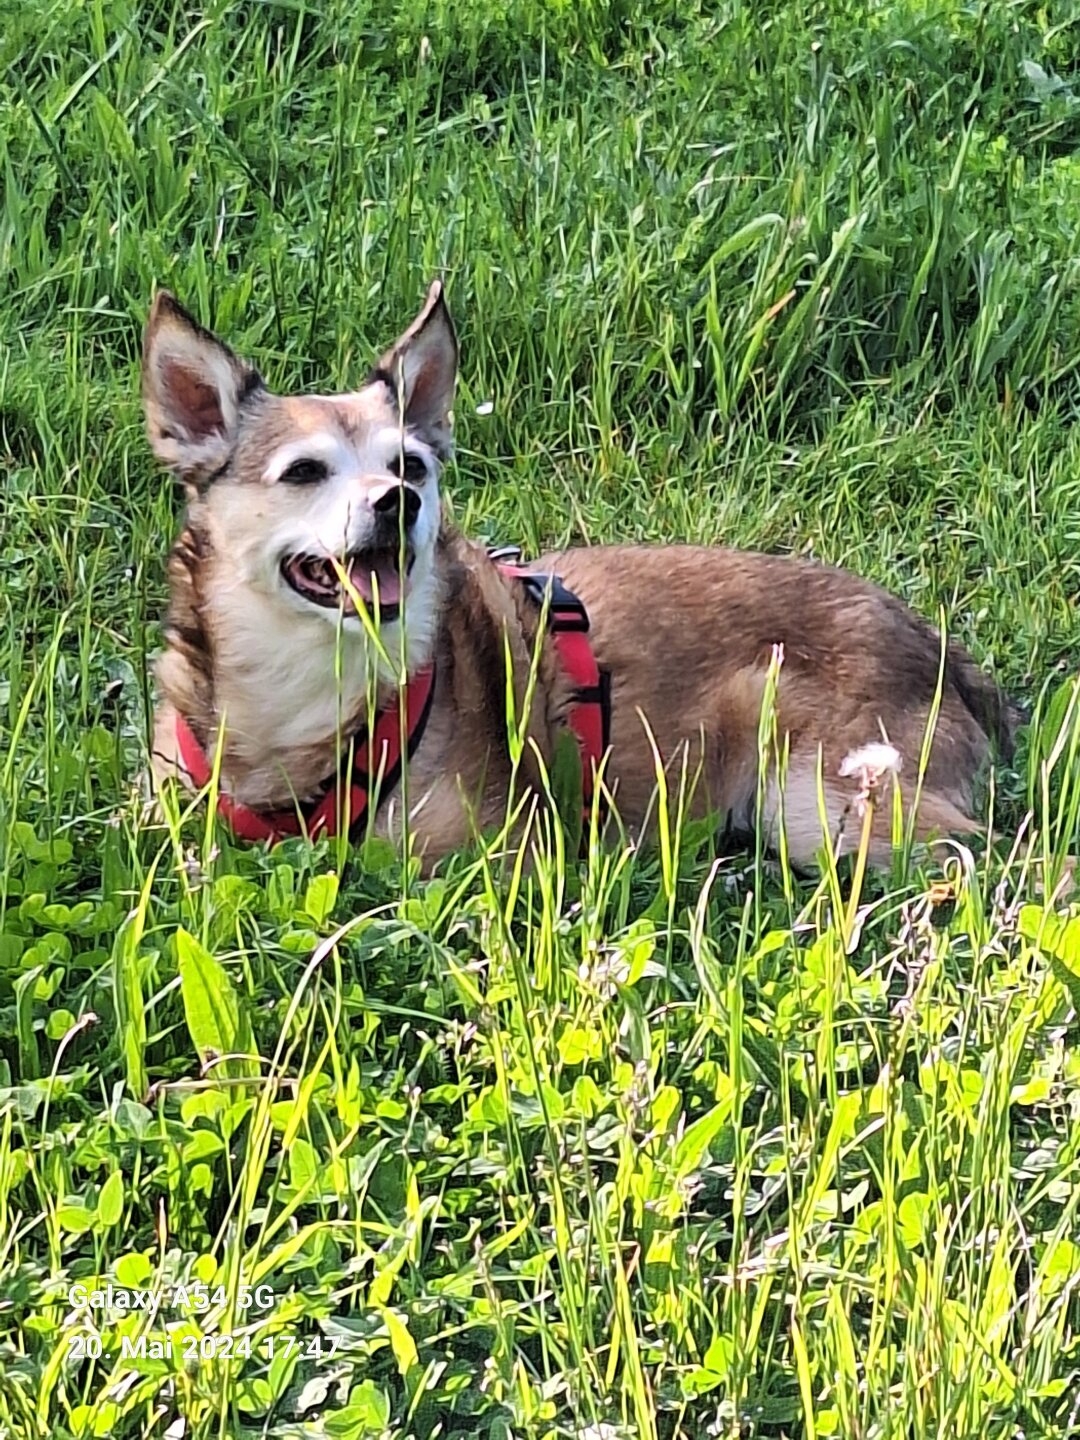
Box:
[142,291,263,487]
[373,280,457,456]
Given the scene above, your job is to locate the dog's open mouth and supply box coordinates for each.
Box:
[281,547,415,622]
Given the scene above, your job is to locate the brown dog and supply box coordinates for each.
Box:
[144,282,1015,869]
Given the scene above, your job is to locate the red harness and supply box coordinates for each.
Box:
[494,561,610,822]
[175,665,437,845]
[173,560,609,846]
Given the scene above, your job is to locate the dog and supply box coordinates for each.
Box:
[144,281,1016,871]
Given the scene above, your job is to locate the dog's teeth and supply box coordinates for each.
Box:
[302,557,337,592]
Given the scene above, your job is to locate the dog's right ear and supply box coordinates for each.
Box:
[372,280,457,457]
[142,291,262,486]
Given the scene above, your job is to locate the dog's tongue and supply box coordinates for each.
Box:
[347,554,401,607]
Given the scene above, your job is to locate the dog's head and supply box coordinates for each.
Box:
[142,283,456,635]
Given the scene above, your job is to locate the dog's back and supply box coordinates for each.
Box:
[536,544,1014,865]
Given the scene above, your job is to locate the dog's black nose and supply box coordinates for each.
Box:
[372,484,421,529]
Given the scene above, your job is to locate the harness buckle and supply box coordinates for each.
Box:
[518,572,591,631]
[486,543,524,564]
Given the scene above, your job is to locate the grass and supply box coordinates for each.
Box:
[2,0,1080,1435]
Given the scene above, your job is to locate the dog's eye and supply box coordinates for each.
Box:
[279,458,329,485]
[392,452,429,485]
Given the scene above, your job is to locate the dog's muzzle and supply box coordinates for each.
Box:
[279,483,423,622]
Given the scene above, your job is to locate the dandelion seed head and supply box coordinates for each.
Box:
[838,742,902,782]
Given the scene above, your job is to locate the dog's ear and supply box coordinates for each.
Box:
[372,280,457,456]
[142,291,262,486]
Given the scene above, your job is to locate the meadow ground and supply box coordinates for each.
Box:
[3,1,1080,1436]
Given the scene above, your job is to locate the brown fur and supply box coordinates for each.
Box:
[152,526,574,857]
[534,545,1015,866]
[144,284,1016,871]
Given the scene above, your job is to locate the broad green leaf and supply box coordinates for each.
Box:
[288,1138,319,1192]
[57,1202,95,1234]
[703,1332,734,1376]
[175,928,257,1083]
[45,1008,75,1040]
[97,1170,124,1227]
[898,1191,931,1248]
[1040,1237,1080,1295]
[1019,904,1080,1008]
[557,1024,601,1065]
[304,871,339,926]
[115,1253,153,1288]
[673,1097,733,1177]
[380,1306,418,1375]
[324,1382,390,1435]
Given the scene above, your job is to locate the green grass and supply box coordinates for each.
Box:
[3,1,1080,1436]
